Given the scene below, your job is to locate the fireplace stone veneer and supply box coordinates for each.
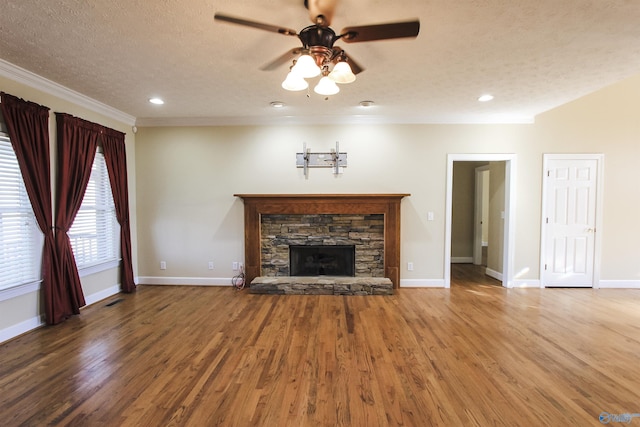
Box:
[234,194,409,288]
[262,215,382,277]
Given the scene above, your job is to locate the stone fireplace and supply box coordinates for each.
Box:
[234,194,409,289]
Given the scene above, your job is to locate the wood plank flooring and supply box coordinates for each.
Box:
[2,265,640,426]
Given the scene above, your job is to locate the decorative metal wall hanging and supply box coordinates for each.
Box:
[296,141,347,178]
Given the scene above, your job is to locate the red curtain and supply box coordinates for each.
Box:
[0,93,60,324]
[53,113,102,323]
[102,129,136,293]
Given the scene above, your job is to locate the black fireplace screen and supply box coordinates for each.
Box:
[289,245,356,276]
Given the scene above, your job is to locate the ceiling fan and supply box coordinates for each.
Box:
[214,0,420,95]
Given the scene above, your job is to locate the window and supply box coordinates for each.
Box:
[0,133,43,291]
[68,147,118,268]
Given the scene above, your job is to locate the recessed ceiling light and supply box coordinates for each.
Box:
[359,100,375,107]
[149,97,164,105]
[478,94,494,102]
[270,101,285,108]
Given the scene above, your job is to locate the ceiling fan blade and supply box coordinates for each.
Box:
[214,13,298,36]
[339,20,420,43]
[305,0,338,26]
[260,48,304,71]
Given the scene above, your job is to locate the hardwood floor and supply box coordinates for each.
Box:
[2,266,640,426]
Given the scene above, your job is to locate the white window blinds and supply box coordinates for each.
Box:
[0,134,42,290]
[68,149,118,267]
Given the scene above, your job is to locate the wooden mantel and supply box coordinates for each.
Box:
[234,194,410,288]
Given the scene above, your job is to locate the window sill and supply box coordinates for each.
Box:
[0,259,120,302]
[78,259,120,277]
[0,280,41,302]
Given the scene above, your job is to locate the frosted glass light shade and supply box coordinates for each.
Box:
[328,61,356,84]
[314,76,340,95]
[282,71,309,91]
[292,54,321,78]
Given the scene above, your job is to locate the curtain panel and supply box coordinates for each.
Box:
[102,129,136,293]
[0,93,60,325]
[53,113,102,323]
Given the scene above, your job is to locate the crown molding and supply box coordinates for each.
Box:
[0,59,136,126]
[135,113,535,127]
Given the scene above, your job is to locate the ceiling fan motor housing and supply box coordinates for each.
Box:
[299,25,340,67]
[299,25,338,49]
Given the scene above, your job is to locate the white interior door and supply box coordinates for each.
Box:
[473,166,490,265]
[543,158,599,287]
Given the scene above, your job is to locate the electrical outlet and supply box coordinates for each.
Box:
[160,261,166,270]
[407,262,414,271]
[208,261,214,270]
[232,262,238,271]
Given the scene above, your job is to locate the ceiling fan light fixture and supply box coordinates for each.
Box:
[216,8,421,100]
[328,61,356,84]
[282,71,309,91]
[314,76,340,96]
[292,53,321,78]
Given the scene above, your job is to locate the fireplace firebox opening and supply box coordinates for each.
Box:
[290,245,356,277]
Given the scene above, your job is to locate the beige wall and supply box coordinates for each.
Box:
[0,75,137,336]
[532,75,640,281]
[135,124,530,284]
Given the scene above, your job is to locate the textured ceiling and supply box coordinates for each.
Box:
[1,0,640,126]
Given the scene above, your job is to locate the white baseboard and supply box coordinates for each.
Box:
[0,284,121,344]
[0,315,44,344]
[451,257,474,264]
[400,279,446,288]
[84,285,121,306]
[137,276,233,286]
[485,268,503,281]
[598,280,640,289]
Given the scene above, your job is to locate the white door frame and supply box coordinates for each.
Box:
[473,165,490,265]
[540,153,604,288]
[445,154,517,288]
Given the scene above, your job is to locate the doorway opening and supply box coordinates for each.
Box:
[445,154,516,288]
